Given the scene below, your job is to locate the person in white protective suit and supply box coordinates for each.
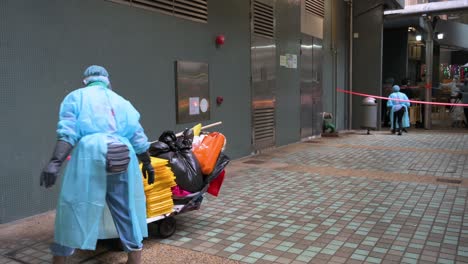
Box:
[40,65,155,264]
[440,76,464,127]
[440,75,461,97]
[449,91,465,127]
[387,85,410,135]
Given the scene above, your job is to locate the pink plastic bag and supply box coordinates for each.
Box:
[171,186,192,197]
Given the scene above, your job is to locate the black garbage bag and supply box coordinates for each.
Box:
[148,141,171,158]
[175,128,194,151]
[149,130,204,193]
[159,130,178,150]
[204,152,230,184]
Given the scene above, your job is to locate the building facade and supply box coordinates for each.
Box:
[1,0,405,223]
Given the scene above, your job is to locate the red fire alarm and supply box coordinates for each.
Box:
[216,96,224,105]
[215,35,225,47]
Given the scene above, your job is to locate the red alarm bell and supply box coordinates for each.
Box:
[216,96,224,105]
[215,35,225,47]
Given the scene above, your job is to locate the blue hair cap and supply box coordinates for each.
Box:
[84,65,109,78]
[392,85,400,92]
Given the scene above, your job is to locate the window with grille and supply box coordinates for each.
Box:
[305,0,324,18]
[252,0,275,38]
[108,0,208,23]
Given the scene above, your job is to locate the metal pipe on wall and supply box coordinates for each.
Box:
[333,53,338,128]
[331,0,337,128]
[347,0,353,130]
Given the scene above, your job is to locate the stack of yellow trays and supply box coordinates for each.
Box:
[142,157,177,218]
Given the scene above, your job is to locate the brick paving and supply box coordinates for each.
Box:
[168,169,468,263]
[1,130,468,263]
[275,132,468,179]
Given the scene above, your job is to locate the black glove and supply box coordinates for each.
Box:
[137,152,155,185]
[40,140,73,188]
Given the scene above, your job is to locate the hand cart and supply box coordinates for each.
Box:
[145,121,225,239]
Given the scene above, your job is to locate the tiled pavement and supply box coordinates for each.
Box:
[1,130,468,263]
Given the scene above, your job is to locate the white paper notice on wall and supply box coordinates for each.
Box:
[280,55,287,67]
[189,97,200,115]
[280,54,297,68]
[286,54,297,68]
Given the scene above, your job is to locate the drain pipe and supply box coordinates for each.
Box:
[347,0,353,130]
[329,0,335,128]
[331,0,338,129]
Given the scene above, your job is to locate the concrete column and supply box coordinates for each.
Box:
[352,1,385,130]
[323,0,349,131]
[424,18,433,130]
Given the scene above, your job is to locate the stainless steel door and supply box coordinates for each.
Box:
[311,38,323,136]
[300,36,323,138]
[251,0,276,150]
[300,35,314,138]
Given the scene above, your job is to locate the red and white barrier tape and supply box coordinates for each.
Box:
[336,88,468,107]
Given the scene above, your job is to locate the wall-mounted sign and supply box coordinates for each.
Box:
[280,55,287,67]
[280,54,297,69]
[189,97,200,115]
[176,61,210,124]
[200,98,209,113]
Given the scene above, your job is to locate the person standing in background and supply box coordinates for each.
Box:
[449,92,464,128]
[387,85,410,135]
[440,75,461,100]
[461,76,468,128]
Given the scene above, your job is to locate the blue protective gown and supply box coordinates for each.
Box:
[387,91,410,129]
[54,82,149,250]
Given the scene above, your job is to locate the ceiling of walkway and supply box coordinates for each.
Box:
[405,0,468,24]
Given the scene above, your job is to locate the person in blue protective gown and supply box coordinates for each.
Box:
[40,65,155,264]
[387,85,410,135]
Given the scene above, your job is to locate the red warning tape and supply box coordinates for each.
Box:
[336,88,468,107]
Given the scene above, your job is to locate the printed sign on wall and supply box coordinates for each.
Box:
[176,61,210,123]
[280,54,297,69]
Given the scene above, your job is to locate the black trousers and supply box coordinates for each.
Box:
[393,108,405,133]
